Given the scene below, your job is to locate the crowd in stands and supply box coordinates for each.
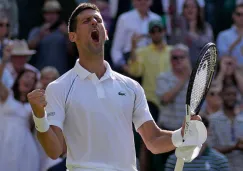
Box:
[0,0,243,170]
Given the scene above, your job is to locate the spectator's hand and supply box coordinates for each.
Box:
[27,89,47,118]
[2,44,13,63]
[59,22,68,34]
[122,64,129,74]
[235,139,243,151]
[220,57,236,76]
[40,23,51,38]
[131,33,144,49]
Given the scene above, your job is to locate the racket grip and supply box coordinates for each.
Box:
[174,158,185,171]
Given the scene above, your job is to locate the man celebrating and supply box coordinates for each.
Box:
[27,3,204,171]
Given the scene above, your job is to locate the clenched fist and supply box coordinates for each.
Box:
[27,89,47,118]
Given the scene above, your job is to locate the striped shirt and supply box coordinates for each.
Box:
[156,71,188,130]
[165,146,230,171]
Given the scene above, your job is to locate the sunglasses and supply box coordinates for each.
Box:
[235,12,243,17]
[171,55,185,60]
[0,23,10,28]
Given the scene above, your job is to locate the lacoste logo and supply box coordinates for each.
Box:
[47,112,55,117]
[118,91,126,96]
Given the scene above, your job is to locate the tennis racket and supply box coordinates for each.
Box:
[174,42,218,171]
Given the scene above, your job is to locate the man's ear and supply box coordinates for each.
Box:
[69,32,76,42]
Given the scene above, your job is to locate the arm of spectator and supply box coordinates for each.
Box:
[28,24,50,50]
[156,73,187,104]
[0,45,12,102]
[126,35,145,77]
[111,15,126,67]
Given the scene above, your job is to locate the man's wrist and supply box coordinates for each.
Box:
[172,128,183,147]
[32,111,50,132]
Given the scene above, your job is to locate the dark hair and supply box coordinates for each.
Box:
[221,81,238,93]
[68,3,100,32]
[12,69,38,103]
[183,0,206,33]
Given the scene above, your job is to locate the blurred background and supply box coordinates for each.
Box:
[0,0,243,170]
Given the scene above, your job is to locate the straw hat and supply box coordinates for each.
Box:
[11,40,36,56]
[43,0,62,12]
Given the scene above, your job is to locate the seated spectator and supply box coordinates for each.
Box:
[169,0,213,67]
[208,83,243,171]
[0,49,40,170]
[28,0,72,74]
[165,116,230,171]
[156,44,191,130]
[217,3,243,66]
[36,66,60,90]
[111,0,160,73]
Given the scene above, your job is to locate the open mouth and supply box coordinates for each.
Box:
[91,30,100,43]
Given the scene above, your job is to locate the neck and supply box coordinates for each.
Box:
[173,69,184,78]
[20,93,26,103]
[137,10,148,19]
[223,107,236,120]
[206,105,219,114]
[153,42,164,50]
[78,54,106,79]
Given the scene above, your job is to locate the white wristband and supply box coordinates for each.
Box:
[172,128,183,147]
[32,112,50,132]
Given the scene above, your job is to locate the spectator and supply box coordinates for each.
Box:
[0,0,18,38]
[126,20,171,122]
[4,40,39,87]
[217,3,243,66]
[156,44,191,130]
[36,66,60,90]
[147,44,191,170]
[165,116,230,171]
[169,0,213,67]
[111,0,160,73]
[0,48,40,170]
[125,20,172,171]
[28,0,72,74]
[200,81,222,117]
[214,56,243,95]
[208,83,243,171]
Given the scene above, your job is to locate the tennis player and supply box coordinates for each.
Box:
[27,3,203,171]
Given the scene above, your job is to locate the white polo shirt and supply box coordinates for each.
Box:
[45,60,153,171]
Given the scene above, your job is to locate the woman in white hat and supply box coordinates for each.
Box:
[0,45,40,171]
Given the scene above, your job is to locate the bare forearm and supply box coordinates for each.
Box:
[214,145,235,154]
[148,130,175,154]
[37,126,63,159]
[28,35,41,49]
[161,83,184,103]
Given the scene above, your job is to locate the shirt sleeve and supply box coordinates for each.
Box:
[216,32,229,57]
[45,82,66,131]
[132,81,153,131]
[111,15,127,67]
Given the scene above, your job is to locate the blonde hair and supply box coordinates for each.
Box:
[41,66,60,78]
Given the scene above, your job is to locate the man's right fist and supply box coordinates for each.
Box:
[27,89,47,118]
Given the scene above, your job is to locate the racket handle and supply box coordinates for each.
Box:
[174,158,185,171]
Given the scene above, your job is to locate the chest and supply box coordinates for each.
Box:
[65,80,136,126]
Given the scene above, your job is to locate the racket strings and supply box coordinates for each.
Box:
[189,47,217,113]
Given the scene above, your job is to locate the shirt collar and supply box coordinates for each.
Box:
[134,9,152,20]
[74,60,115,81]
